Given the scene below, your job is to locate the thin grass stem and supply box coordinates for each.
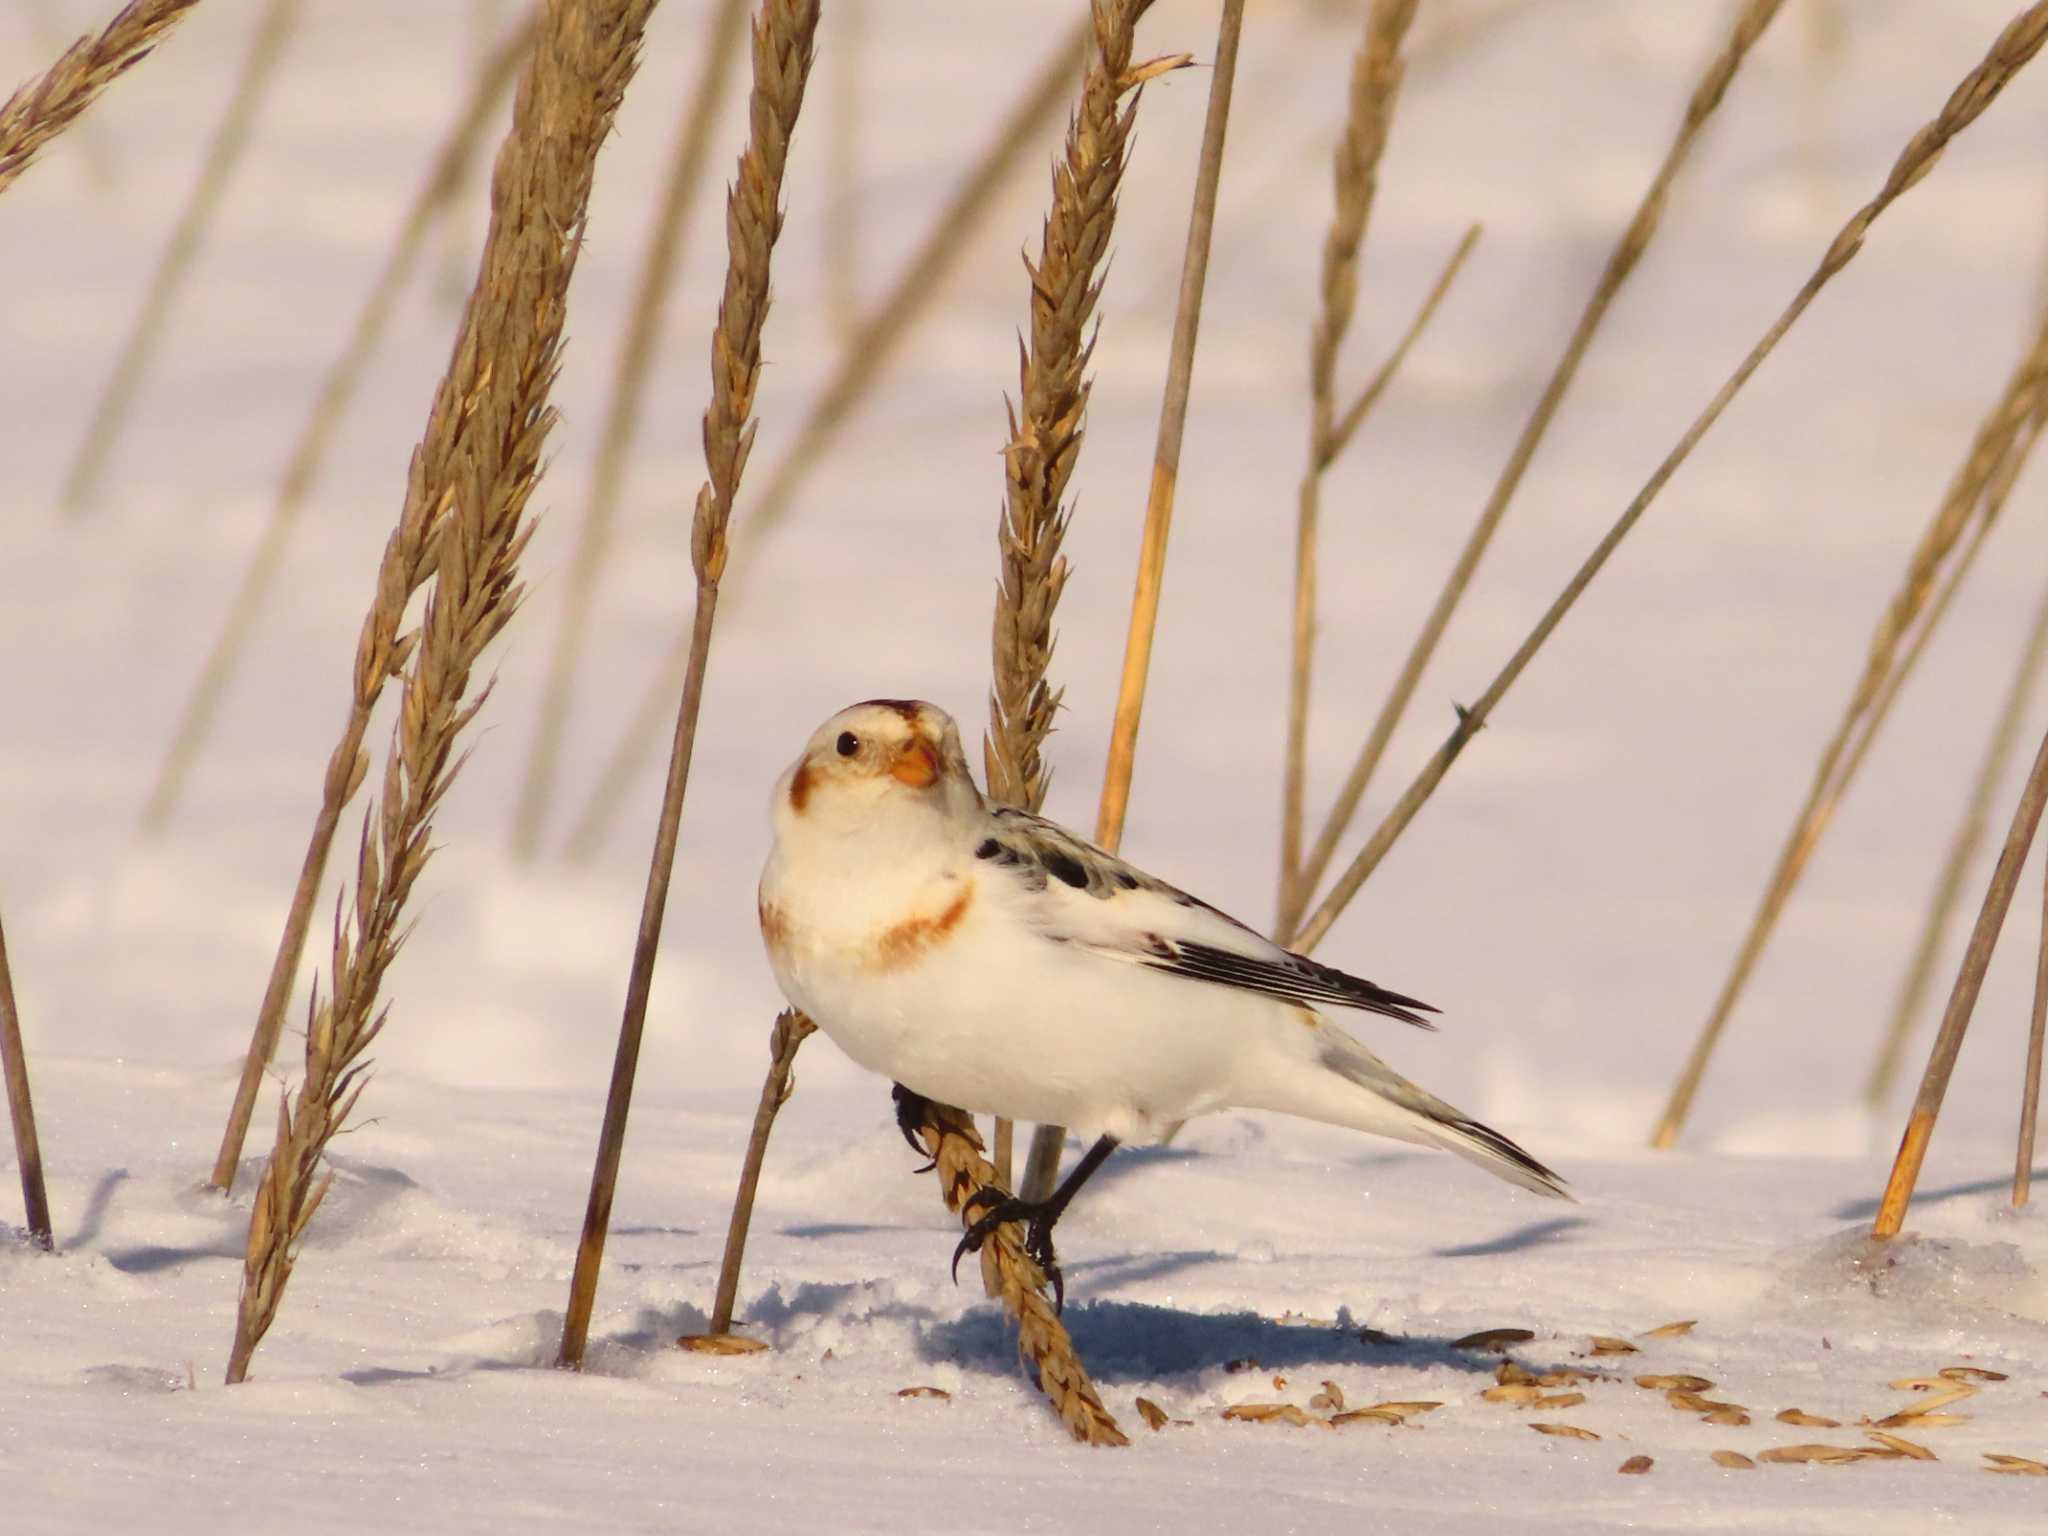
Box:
[1290,0,2048,961]
[510,0,750,858]
[709,1010,814,1333]
[1023,0,1241,1205]
[561,17,1090,861]
[1867,511,2048,1106]
[1281,0,1789,941]
[1654,312,2048,1147]
[557,0,822,1372]
[1278,0,1421,931]
[1874,714,2048,1236]
[224,0,660,1381]
[0,908,53,1252]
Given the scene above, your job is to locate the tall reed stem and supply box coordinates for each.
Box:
[562,16,1090,862]
[511,0,750,857]
[0,909,53,1252]
[557,0,822,1372]
[226,0,659,1383]
[2018,845,2048,1206]
[1290,0,2048,961]
[1279,0,1788,942]
[1022,0,1240,1204]
[1278,0,1421,936]
[1873,715,2048,1237]
[988,0,1174,1194]
[60,0,301,515]
[1654,310,2048,1147]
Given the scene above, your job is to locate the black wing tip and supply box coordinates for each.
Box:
[1457,1118,1572,1200]
[1303,954,1439,1031]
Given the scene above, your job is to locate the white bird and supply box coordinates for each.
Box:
[758,699,1567,1301]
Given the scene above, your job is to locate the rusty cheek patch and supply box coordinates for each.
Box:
[787,761,814,814]
[869,883,973,970]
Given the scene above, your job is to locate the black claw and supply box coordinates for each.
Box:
[947,1193,1067,1312]
[890,1082,937,1172]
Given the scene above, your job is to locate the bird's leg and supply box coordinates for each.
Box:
[952,1134,1120,1311]
[891,1082,937,1171]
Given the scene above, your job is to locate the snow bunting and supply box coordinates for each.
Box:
[758,699,1567,1300]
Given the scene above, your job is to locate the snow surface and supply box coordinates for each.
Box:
[4,0,2048,1529]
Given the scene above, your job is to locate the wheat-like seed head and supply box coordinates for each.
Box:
[0,0,203,196]
[228,0,660,1384]
[985,0,1167,814]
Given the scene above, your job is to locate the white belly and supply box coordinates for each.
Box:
[765,878,1308,1142]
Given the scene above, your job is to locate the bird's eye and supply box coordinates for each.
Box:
[836,731,860,758]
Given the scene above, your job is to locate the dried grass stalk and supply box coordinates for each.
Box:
[1023,0,1219,1204]
[557,0,822,1372]
[1655,305,2048,1147]
[709,1009,814,1332]
[226,0,660,1383]
[2019,840,2047,1205]
[1865,436,2048,1106]
[511,0,751,857]
[986,0,1167,1182]
[1278,0,1421,932]
[60,0,303,516]
[144,9,536,837]
[1290,0,2048,959]
[562,16,1091,862]
[0,908,54,1251]
[913,1101,1126,1446]
[1874,710,2048,1236]
[0,0,202,197]
[1279,0,1789,942]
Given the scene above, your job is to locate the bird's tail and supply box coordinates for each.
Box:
[1299,1032,1571,1200]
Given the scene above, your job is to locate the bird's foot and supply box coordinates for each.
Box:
[890,1082,937,1172]
[951,1188,1067,1312]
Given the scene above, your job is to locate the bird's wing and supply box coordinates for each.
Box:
[975,808,1437,1030]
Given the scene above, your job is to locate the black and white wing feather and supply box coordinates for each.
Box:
[974,807,1437,1030]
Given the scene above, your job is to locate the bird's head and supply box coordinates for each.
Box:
[771,699,978,837]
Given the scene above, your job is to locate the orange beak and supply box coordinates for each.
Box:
[890,737,940,789]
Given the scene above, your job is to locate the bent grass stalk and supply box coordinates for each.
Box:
[557,0,822,1372]
[1290,0,2048,961]
[562,16,1090,863]
[144,10,535,836]
[510,0,750,858]
[988,0,1172,1192]
[227,0,660,1383]
[1278,0,1422,932]
[709,1010,814,1333]
[0,0,202,196]
[915,1100,1127,1445]
[60,0,302,516]
[1024,0,1238,1204]
[1653,307,2048,1148]
[1278,0,1790,943]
